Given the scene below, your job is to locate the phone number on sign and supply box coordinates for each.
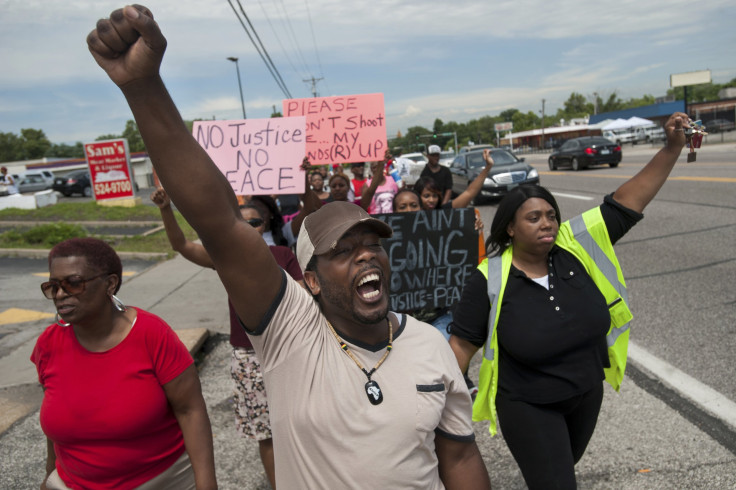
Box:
[94,180,132,196]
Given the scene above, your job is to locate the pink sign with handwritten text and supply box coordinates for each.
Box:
[283,93,386,165]
[193,117,306,196]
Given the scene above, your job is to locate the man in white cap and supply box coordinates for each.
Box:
[87,5,491,489]
[420,144,453,205]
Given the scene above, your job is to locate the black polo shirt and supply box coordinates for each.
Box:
[450,194,642,403]
[420,165,453,198]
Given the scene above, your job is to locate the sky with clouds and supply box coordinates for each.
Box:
[1,0,734,146]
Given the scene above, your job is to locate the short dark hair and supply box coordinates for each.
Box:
[250,195,287,246]
[413,177,442,209]
[392,188,420,212]
[48,238,123,293]
[238,203,264,219]
[328,173,350,187]
[486,185,560,257]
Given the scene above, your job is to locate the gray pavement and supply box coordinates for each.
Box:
[1,252,735,488]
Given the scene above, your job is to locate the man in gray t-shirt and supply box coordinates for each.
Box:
[88,7,491,488]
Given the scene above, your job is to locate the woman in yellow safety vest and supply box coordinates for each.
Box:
[449,112,691,489]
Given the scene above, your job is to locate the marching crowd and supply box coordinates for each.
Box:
[30,5,694,489]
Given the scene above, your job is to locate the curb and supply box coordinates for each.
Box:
[0,248,168,260]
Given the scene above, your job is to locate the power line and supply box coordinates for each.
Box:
[233,0,292,98]
[226,0,292,99]
[302,0,330,95]
[255,0,300,76]
[274,0,313,77]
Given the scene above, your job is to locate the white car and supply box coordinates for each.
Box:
[603,129,636,145]
[439,151,455,167]
[17,170,55,193]
[633,125,666,143]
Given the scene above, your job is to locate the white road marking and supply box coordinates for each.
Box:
[628,342,736,430]
[551,192,594,201]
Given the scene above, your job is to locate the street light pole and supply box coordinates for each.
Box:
[227,57,246,119]
[540,98,546,150]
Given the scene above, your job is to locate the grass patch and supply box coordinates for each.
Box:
[0,201,163,221]
[0,203,199,255]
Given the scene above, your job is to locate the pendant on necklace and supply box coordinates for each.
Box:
[365,380,383,405]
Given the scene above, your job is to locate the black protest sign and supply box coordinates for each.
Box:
[373,208,479,312]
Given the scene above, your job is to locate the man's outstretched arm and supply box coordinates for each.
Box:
[87,5,280,327]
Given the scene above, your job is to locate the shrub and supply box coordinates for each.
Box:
[18,223,88,247]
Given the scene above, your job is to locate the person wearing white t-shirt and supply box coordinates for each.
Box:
[87,6,491,488]
[0,167,18,195]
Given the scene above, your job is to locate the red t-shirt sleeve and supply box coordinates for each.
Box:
[31,327,53,386]
[141,310,194,385]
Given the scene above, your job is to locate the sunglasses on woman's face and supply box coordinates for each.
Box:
[40,273,108,299]
[245,218,264,228]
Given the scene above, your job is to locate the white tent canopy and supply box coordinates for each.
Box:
[626,116,655,127]
[602,118,631,130]
[602,116,655,130]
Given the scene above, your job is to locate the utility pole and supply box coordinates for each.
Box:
[541,99,546,150]
[303,76,324,98]
[593,92,599,115]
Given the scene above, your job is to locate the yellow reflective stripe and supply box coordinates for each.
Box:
[483,256,503,362]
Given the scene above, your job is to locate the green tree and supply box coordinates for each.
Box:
[0,132,22,161]
[96,133,120,141]
[666,79,736,103]
[562,92,594,118]
[499,108,519,122]
[121,119,146,152]
[511,111,541,132]
[19,128,52,159]
[46,142,85,158]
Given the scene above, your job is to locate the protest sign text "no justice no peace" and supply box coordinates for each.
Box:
[193,117,307,196]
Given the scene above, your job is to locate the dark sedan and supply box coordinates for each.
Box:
[548,137,621,171]
[53,170,92,197]
[449,149,539,203]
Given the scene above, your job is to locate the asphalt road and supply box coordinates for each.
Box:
[0,142,734,487]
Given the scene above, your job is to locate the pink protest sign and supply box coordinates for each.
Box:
[283,93,386,165]
[193,117,306,196]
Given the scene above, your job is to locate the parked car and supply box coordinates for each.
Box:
[53,170,92,197]
[398,152,428,164]
[17,171,55,193]
[439,150,455,167]
[449,149,539,203]
[459,144,494,154]
[548,137,621,171]
[633,125,666,143]
[603,129,636,145]
[705,118,735,133]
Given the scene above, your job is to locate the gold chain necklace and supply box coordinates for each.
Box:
[326,317,393,405]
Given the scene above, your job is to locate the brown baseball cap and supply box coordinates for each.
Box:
[296,201,392,272]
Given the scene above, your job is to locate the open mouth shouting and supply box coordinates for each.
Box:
[356,271,383,302]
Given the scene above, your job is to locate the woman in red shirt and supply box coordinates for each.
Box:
[33,238,216,490]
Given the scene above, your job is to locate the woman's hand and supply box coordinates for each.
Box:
[370,160,384,177]
[474,214,485,232]
[663,112,689,151]
[482,150,494,172]
[150,187,171,208]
